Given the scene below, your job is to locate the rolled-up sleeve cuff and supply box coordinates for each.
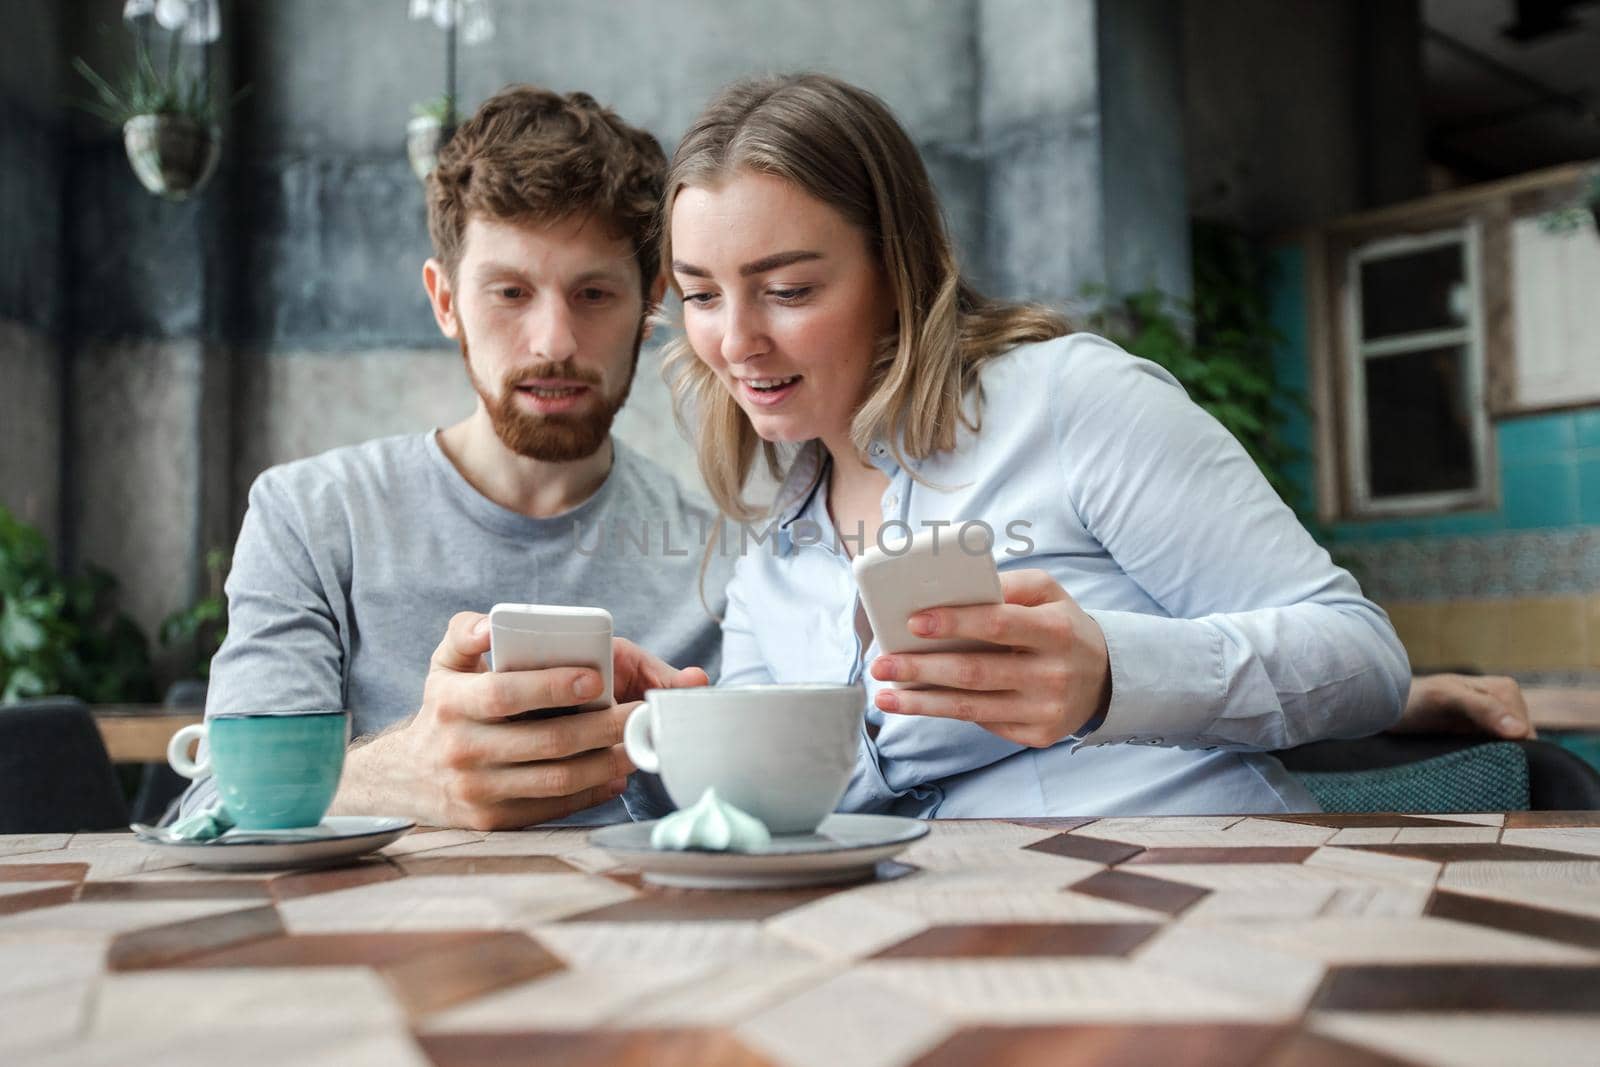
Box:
[1076,609,1227,749]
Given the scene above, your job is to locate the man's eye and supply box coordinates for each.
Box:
[497,287,525,300]
[578,288,613,303]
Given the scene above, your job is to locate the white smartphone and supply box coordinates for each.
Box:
[488,604,615,719]
[852,528,1004,686]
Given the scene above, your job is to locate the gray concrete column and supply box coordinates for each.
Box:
[0,0,67,548]
[979,0,1191,307]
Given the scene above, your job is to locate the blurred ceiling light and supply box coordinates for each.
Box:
[408,0,496,45]
[123,0,221,45]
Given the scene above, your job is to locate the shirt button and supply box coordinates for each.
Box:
[883,494,899,510]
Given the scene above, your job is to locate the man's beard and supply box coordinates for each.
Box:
[460,322,642,462]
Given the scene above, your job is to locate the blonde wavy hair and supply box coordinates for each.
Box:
[660,73,1071,521]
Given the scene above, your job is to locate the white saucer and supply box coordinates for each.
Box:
[133,815,415,871]
[590,813,927,889]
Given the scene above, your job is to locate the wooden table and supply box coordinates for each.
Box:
[3,812,1600,1065]
[1526,687,1600,733]
[90,705,201,763]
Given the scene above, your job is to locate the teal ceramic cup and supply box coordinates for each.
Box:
[167,711,349,829]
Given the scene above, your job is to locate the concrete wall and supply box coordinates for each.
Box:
[980,0,1191,305]
[0,0,66,547]
[35,0,1197,659]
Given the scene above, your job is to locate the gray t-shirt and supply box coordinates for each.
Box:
[178,431,730,824]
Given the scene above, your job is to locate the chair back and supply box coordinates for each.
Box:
[1293,742,1528,814]
[1280,735,1600,814]
[0,698,130,833]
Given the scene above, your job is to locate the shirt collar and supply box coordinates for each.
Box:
[772,441,827,530]
[773,431,921,524]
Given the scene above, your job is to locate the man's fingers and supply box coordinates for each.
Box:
[485,780,629,830]
[464,703,630,763]
[613,637,709,700]
[1481,676,1534,738]
[481,744,634,803]
[1455,688,1519,737]
[463,667,606,722]
[871,651,1019,691]
[430,611,492,673]
[673,666,711,689]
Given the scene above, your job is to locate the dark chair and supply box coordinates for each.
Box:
[0,697,130,833]
[1277,734,1600,813]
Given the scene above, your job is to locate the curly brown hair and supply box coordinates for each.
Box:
[426,85,666,294]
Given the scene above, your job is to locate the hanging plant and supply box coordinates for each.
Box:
[1538,170,1600,237]
[405,1,496,182]
[407,93,456,182]
[71,1,244,201]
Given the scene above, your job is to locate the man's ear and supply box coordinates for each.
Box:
[423,258,459,340]
[641,271,669,341]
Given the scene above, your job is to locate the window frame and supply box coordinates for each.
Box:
[1338,223,1495,517]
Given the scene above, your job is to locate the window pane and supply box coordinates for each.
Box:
[1359,243,1467,340]
[1364,346,1476,498]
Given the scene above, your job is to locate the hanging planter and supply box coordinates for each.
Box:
[406,1,496,184]
[72,0,243,202]
[122,114,220,201]
[407,96,454,182]
[407,115,446,182]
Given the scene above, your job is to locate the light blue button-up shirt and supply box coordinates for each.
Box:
[715,333,1411,817]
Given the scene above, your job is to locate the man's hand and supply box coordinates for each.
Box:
[613,636,709,703]
[330,612,642,830]
[1391,673,1535,739]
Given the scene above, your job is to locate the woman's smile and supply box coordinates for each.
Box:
[735,373,803,407]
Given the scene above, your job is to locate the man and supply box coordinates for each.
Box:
[179,86,728,830]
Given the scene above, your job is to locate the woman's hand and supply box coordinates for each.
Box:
[868,569,1111,748]
[1391,673,1534,739]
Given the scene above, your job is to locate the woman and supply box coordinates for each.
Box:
[661,73,1409,817]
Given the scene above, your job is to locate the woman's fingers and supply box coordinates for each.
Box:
[907,601,1061,650]
[875,685,1024,724]
[871,650,1020,691]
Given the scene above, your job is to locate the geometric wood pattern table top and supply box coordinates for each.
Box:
[4,811,1599,1066]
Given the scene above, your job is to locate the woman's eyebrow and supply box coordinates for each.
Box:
[671,250,824,278]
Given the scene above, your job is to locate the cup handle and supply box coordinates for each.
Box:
[167,722,211,779]
[622,701,659,774]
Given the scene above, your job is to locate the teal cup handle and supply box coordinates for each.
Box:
[166,712,348,829]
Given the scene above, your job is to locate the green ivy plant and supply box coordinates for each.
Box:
[1086,223,1307,514]
[0,507,154,704]
[159,548,228,680]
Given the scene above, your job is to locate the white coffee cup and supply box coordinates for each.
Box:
[623,684,863,834]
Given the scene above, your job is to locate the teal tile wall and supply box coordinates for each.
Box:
[1576,409,1600,449]
[1579,456,1600,525]
[1266,243,1600,545]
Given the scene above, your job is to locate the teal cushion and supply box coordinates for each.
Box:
[1292,742,1530,814]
